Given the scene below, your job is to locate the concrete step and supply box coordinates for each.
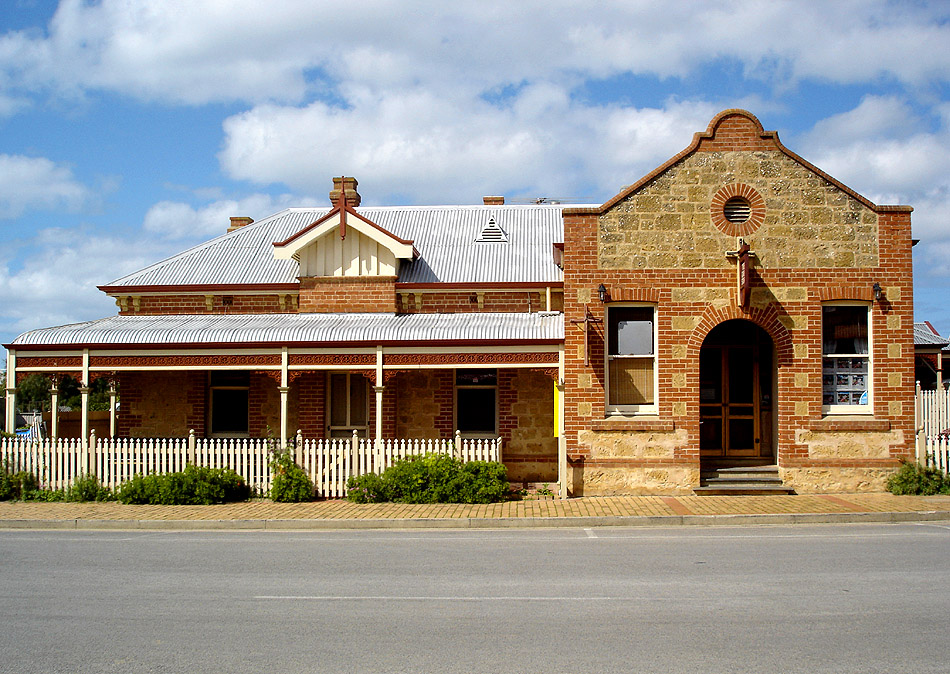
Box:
[696,465,795,495]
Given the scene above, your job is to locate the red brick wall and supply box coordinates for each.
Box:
[299,276,398,313]
[118,294,296,315]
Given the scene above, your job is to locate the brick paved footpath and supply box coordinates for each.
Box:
[2,494,950,529]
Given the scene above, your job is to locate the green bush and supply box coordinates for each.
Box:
[0,463,38,500]
[117,465,250,505]
[269,449,314,502]
[887,460,950,495]
[346,454,509,504]
[345,472,387,503]
[66,473,115,502]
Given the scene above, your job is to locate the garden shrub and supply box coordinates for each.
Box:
[117,465,250,505]
[887,460,950,495]
[269,449,314,502]
[346,454,509,504]
[0,463,37,500]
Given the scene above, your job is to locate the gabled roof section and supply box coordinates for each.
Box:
[100,204,578,290]
[272,180,417,262]
[915,321,949,348]
[564,109,914,217]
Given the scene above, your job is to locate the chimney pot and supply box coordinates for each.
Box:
[330,177,361,207]
[227,216,254,233]
[483,196,505,205]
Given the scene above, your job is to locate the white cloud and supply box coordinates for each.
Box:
[1,1,949,107]
[0,154,90,218]
[797,96,950,244]
[142,192,307,240]
[220,89,718,204]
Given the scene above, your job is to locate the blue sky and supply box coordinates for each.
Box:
[1,0,949,354]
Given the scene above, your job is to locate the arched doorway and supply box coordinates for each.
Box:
[699,319,776,467]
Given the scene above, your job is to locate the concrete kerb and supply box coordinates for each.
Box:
[3,511,949,530]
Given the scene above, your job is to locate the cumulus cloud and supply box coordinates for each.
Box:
[143,192,309,239]
[1,1,948,107]
[0,154,90,218]
[220,90,719,203]
[0,227,163,341]
[797,96,950,243]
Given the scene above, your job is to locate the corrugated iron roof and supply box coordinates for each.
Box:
[914,322,949,347]
[12,312,565,346]
[106,204,586,288]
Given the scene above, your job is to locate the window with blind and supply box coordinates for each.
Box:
[821,303,871,413]
[606,306,657,414]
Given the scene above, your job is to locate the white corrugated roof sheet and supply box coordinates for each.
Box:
[106,204,584,287]
[13,312,564,346]
[914,322,949,347]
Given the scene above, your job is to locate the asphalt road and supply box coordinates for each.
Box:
[1,523,948,673]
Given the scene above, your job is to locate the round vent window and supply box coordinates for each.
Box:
[710,184,765,236]
[723,197,751,224]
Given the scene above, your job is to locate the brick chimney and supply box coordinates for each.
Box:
[483,196,505,205]
[329,177,361,207]
[227,216,254,233]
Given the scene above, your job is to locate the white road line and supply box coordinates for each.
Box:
[585,527,597,538]
[255,595,617,601]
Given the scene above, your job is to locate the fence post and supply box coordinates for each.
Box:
[454,430,462,459]
[188,429,196,465]
[85,428,96,478]
[295,429,303,464]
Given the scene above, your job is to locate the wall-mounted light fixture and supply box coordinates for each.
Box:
[598,283,608,303]
[872,282,883,302]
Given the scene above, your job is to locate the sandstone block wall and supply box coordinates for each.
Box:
[562,110,915,496]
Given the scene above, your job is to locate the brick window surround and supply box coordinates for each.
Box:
[710,183,766,237]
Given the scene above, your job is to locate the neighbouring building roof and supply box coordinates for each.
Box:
[914,322,949,348]
[104,204,584,288]
[11,312,565,347]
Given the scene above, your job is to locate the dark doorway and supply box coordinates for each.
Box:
[699,320,775,465]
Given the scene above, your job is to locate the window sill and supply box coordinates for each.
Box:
[591,417,674,432]
[809,417,890,432]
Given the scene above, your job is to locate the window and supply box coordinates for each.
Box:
[328,373,369,438]
[209,371,249,436]
[822,304,871,413]
[455,369,497,436]
[606,306,657,414]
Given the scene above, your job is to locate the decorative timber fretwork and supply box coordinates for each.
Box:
[287,370,306,384]
[288,354,376,367]
[383,352,557,366]
[15,356,83,369]
[254,370,283,384]
[382,370,402,385]
[92,354,281,368]
[541,367,560,380]
[88,371,116,383]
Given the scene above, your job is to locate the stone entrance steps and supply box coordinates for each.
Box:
[694,465,795,495]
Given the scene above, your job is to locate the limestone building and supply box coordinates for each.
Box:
[4,109,916,495]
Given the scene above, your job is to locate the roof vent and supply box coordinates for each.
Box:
[476,216,508,243]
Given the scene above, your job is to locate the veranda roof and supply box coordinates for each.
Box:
[10,312,565,347]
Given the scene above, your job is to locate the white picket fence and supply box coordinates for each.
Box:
[0,430,502,497]
[916,383,950,473]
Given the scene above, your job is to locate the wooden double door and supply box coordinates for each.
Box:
[699,321,774,460]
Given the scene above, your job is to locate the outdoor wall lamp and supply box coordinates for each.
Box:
[598,283,609,303]
[873,282,883,302]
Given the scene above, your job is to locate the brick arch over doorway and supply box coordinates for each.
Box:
[686,304,794,366]
[676,305,793,454]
